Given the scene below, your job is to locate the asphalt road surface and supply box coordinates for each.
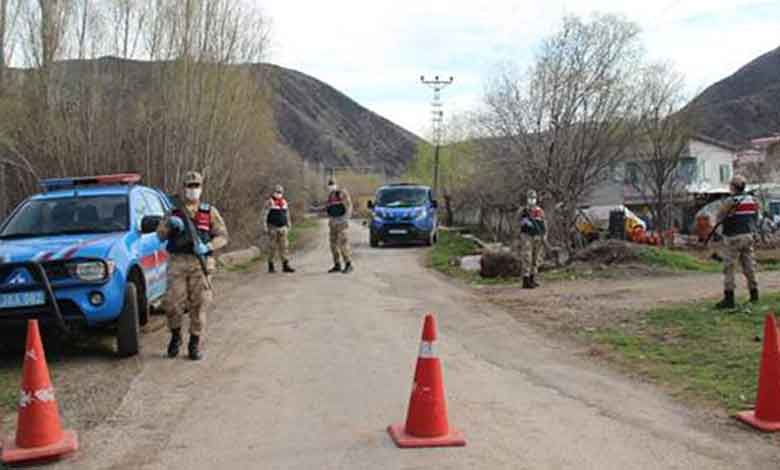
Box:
[54,221,780,469]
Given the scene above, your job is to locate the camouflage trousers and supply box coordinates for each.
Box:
[723,233,758,291]
[267,226,290,263]
[519,234,545,277]
[164,255,213,336]
[329,221,352,265]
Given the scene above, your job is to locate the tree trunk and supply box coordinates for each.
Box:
[443,194,454,227]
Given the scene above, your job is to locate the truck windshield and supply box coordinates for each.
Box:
[376,188,428,208]
[0,196,129,239]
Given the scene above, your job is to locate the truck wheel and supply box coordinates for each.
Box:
[117,282,141,357]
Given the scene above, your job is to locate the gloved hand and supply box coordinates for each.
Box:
[194,241,210,256]
[168,216,185,233]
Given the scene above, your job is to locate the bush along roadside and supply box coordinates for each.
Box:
[587,293,780,414]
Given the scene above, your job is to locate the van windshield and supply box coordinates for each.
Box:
[376,188,428,208]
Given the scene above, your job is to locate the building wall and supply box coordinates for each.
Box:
[688,140,734,188]
[580,138,735,208]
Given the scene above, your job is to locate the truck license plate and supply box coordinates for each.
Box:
[0,291,46,310]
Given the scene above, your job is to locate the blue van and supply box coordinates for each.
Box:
[367,183,438,247]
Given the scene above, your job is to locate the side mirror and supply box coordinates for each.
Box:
[367,200,374,209]
[141,215,163,234]
[431,200,438,209]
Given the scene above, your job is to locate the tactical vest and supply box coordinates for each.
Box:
[723,195,758,237]
[327,191,347,218]
[267,197,289,228]
[168,203,213,254]
[520,206,546,236]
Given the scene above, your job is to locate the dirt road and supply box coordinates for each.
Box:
[50,221,779,469]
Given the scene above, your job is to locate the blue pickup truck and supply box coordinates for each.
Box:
[0,174,171,357]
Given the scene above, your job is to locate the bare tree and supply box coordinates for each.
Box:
[627,64,696,232]
[480,14,645,247]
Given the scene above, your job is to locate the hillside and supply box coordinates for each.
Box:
[688,46,780,145]
[264,64,420,176]
[7,57,421,177]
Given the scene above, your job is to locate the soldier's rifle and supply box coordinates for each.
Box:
[169,195,213,290]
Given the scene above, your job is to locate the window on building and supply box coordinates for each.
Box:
[719,164,732,184]
[677,158,696,184]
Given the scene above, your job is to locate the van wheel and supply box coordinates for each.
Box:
[425,231,436,246]
[117,282,141,357]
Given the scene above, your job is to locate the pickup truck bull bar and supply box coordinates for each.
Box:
[0,261,69,333]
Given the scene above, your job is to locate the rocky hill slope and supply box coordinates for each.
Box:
[688,46,780,145]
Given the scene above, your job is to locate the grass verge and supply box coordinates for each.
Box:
[430,231,518,285]
[637,247,720,272]
[587,293,780,413]
[289,217,320,249]
[431,231,479,276]
[0,367,16,412]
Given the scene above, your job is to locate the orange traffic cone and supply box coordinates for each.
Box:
[736,314,780,432]
[388,314,466,448]
[1,320,78,464]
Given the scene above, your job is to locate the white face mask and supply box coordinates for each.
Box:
[528,198,537,206]
[273,192,283,199]
[185,188,202,202]
[328,185,338,192]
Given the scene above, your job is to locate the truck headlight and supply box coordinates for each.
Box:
[68,261,114,282]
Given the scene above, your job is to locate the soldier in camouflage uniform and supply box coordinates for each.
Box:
[716,175,759,309]
[262,185,295,274]
[157,171,229,360]
[518,189,546,289]
[325,179,354,274]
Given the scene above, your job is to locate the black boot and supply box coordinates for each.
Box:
[328,263,342,273]
[530,275,540,288]
[750,288,759,303]
[283,261,295,273]
[522,276,532,289]
[268,261,275,273]
[167,328,182,358]
[188,335,203,361]
[342,262,353,274]
[715,290,735,309]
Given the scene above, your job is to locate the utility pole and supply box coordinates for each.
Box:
[420,75,453,198]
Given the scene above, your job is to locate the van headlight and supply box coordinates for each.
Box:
[68,261,115,282]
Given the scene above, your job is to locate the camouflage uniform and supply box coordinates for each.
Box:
[262,196,292,265]
[327,187,353,269]
[158,195,229,338]
[717,193,758,293]
[519,233,545,277]
[517,190,546,289]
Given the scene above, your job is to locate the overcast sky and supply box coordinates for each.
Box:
[255,0,780,137]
